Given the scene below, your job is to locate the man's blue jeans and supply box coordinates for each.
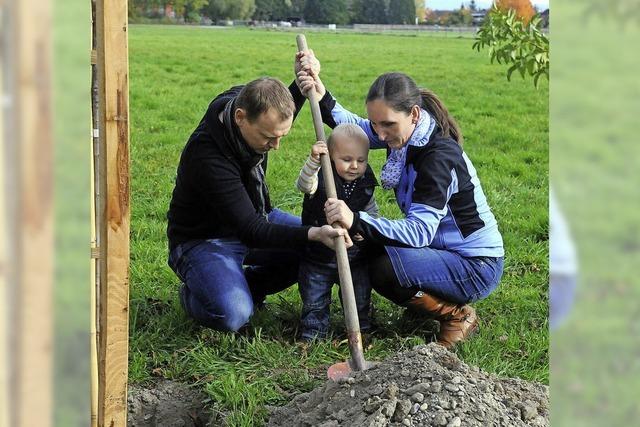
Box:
[298,257,372,341]
[168,209,301,331]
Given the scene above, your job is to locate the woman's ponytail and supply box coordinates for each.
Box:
[419,88,463,146]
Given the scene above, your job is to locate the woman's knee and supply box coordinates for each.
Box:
[368,254,416,305]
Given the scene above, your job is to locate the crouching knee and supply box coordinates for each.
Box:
[204,298,253,332]
[216,304,253,332]
[183,285,255,332]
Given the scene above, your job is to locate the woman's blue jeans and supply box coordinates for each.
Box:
[384,246,504,304]
[168,209,301,331]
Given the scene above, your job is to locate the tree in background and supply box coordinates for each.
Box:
[423,8,437,24]
[469,0,477,11]
[253,0,293,21]
[473,6,549,88]
[458,4,473,25]
[494,0,536,24]
[161,0,208,21]
[361,0,389,24]
[415,0,425,23]
[349,0,367,23]
[129,0,159,19]
[290,0,306,18]
[206,0,256,20]
[388,0,416,24]
[441,4,472,26]
[129,0,207,21]
[304,0,349,24]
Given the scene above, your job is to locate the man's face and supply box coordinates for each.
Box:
[366,100,419,150]
[235,108,293,154]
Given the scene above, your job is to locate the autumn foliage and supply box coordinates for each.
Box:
[494,0,536,24]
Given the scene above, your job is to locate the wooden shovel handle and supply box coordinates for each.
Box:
[296,34,366,371]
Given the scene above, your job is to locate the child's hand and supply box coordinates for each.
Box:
[311,141,328,161]
[353,233,364,242]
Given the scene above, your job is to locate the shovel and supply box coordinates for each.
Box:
[296,34,376,381]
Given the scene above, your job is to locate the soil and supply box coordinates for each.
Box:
[267,343,549,427]
[127,343,548,427]
[127,380,216,426]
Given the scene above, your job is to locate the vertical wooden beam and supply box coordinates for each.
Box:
[94,0,130,426]
[1,0,53,425]
[90,2,100,426]
[0,3,9,424]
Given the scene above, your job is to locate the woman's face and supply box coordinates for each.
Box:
[366,100,420,149]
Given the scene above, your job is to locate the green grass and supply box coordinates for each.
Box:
[129,26,548,426]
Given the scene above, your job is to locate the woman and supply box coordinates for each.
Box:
[296,53,504,348]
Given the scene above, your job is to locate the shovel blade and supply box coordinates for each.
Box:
[327,361,352,381]
[327,360,380,381]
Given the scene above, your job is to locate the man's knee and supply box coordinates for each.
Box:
[204,290,254,332]
[215,301,253,332]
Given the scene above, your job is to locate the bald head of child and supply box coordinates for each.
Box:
[327,124,370,183]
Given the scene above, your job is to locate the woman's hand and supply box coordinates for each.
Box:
[295,51,325,98]
[310,141,328,161]
[324,198,355,229]
[295,49,320,76]
[308,225,353,249]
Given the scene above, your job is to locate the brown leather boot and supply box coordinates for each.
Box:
[405,291,478,348]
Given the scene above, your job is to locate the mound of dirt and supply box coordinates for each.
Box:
[268,343,548,427]
[127,380,213,426]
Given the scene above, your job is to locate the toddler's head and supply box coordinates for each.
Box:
[327,124,369,183]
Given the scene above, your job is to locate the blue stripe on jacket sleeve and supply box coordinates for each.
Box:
[359,203,448,248]
[357,168,458,248]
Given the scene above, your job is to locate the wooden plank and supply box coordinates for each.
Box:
[7,0,54,425]
[0,7,9,424]
[90,1,100,424]
[95,0,130,425]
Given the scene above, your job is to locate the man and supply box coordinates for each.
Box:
[167,77,350,332]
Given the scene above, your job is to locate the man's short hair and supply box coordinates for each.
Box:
[235,77,295,122]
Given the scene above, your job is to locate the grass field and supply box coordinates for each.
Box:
[128,25,548,426]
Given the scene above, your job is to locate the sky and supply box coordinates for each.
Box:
[423,0,550,11]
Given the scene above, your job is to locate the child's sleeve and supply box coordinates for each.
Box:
[363,195,380,218]
[296,155,321,195]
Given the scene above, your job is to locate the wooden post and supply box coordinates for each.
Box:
[1,0,54,425]
[90,2,100,425]
[0,7,8,423]
[0,5,8,423]
[94,0,131,425]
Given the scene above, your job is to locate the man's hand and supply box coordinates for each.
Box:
[296,70,326,99]
[311,141,328,161]
[308,225,353,250]
[324,198,355,230]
